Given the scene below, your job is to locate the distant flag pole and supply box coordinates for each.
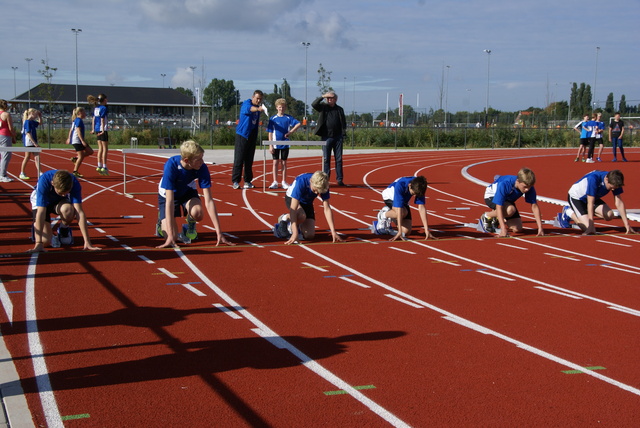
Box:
[399,93,404,127]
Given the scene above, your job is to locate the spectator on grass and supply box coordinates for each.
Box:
[232,90,267,190]
[273,171,344,245]
[556,169,636,235]
[480,168,544,237]
[609,113,627,162]
[0,99,17,182]
[312,91,347,186]
[372,176,436,241]
[156,140,234,248]
[67,107,94,178]
[28,170,99,253]
[267,98,301,190]
[19,108,42,180]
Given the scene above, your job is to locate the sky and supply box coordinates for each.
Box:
[3,0,639,117]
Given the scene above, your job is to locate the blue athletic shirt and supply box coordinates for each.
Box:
[22,119,39,146]
[267,114,300,149]
[384,176,425,207]
[585,119,598,138]
[286,173,330,204]
[93,105,108,133]
[484,175,537,206]
[595,120,605,140]
[158,155,211,200]
[32,170,82,207]
[236,98,261,139]
[575,120,592,139]
[71,117,85,145]
[568,170,623,202]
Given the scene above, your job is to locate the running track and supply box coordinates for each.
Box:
[0,148,639,427]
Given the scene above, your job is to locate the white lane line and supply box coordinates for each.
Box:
[544,253,580,261]
[385,294,424,308]
[175,248,410,428]
[0,278,13,324]
[607,306,640,317]
[157,267,178,278]
[596,240,632,247]
[271,250,294,259]
[339,276,371,289]
[181,283,206,296]
[302,262,329,272]
[497,243,528,250]
[601,264,640,275]
[138,255,155,264]
[25,253,63,427]
[389,247,416,255]
[534,287,582,299]
[476,270,516,281]
[299,244,640,397]
[428,257,461,267]
[213,303,243,319]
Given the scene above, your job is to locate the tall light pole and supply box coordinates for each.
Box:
[189,66,196,131]
[71,29,82,106]
[25,58,33,108]
[483,49,491,128]
[11,67,18,100]
[301,42,310,138]
[161,73,166,88]
[445,65,450,127]
[593,46,600,112]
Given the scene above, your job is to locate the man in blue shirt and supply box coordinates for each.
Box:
[232,90,267,190]
[557,169,636,235]
[480,167,544,237]
[28,169,98,252]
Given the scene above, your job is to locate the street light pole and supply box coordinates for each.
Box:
[189,66,196,132]
[593,46,600,112]
[11,67,18,100]
[301,42,310,139]
[161,73,166,88]
[483,49,491,128]
[71,28,82,107]
[25,58,33,108]
[445,65,450,127]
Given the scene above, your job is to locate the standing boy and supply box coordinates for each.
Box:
[273,171,343,245]
[28,169,99,252]
[267,98,301,189]
[480,168,545,237]
[157,140,233,248]
[573,114,591,162]
[373,175,436,241]
[232,90,267,189]
[609,113,627,162]
[556,169,635,235]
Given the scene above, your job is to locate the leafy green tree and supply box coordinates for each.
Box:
[175,87,193,98]
[619,95,627,114]
[203,79,238,111]
[605,92,614,113]
[316,63,333,95]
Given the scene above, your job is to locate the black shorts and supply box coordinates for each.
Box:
[580,138,590,147]
[97,131,109,142]
[158,188,199,221]
[272,148,290,160]
[484,197,520,219]
[72,143,87,152]
[285,196,315,220]
[384,200,411,220]
[32,200,69,223]
[568,196,605,217]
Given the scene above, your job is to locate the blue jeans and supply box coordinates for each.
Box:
[611,137,625,160]
[322,136,343,182]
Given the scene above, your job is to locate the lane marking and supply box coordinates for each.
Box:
[496,243,528,250]
[562,366,606,374]
[181,283,206,296]
[544,253,580,261]
[157,268,178,278]
[385,294,424,308]
[301,262,329,272]
[0,278,13,324]
[534,287,582,299]
[61,414,90,421]
[213,303,243,319]
[596,240,632,247]
[476,270,516,281]
[601,264,640,275]
[138,255,154,264]
[271,250,293,259]
[607,306,640,317]
[324,385,376,396]
[338,276,371,289]
[389,247,416,255]
[428,257,461,266]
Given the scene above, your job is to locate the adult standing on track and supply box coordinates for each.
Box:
[88,93,110,175]
[312,91,347,186]
[232,90,267,190]
[0,99,17,182]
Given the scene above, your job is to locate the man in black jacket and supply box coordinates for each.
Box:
[312,91,347,186]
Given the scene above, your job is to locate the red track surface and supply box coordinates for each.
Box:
[1,148,639,427]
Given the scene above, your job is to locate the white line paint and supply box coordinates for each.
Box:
[338,276,371,289]
[181,283,206,296]
[157,267,178,278]
[496,243,528,250]
[544,253,580,261]
[476,270,516,281]
[271,250,293,259]
[601,264,640,275]
[385,294,424,308]
[213,303,243,319]
[302,262,329,272]
[596,240,632,247]
[389,247,416,255]
[428,257,461,267]
[138,255,155,264]
[0,278,13,324]
[534,287,582,299]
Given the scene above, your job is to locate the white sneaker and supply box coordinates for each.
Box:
[281,181,290,190]
[243,182,255,189]
[269,181,278,189]
[585,158,595,164]
[51,235,61,248]
[377,207,391,229]
[0,176,13,182]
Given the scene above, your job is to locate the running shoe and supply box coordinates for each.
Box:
[101,167,110,176]
[73,171,84,178]
[70,156,77,164]
[377,206,391,230]
[19,173,30,180]
[585,158,595,164]
[183,216,197,241]
[155,218,165,238]
[177,232,191,244]
[0,176,14,182]
[58,226,74,245]
[556,206,572,228]
[51,235,61,248]
[269,181,278,189]
[596,157,602,162]
[281,181,290,190]
[612,158,617,162]
[232,182,240,190]
[479,213,495,233]
[574,157,579,162]
[243,182,255,189]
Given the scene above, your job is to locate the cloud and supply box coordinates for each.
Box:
[292,10,356,49]
[171,67,197,89]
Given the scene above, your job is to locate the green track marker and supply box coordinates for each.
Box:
[61,413,90,421]
[324,385,376,396]
[562,366,606,374]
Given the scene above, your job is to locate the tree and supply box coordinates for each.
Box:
[619,95,627,114]
[203,79,238,111]
[175,87,193,98]
[37,58,59,146]
[605,92,614,114]
[316,63,333,95]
